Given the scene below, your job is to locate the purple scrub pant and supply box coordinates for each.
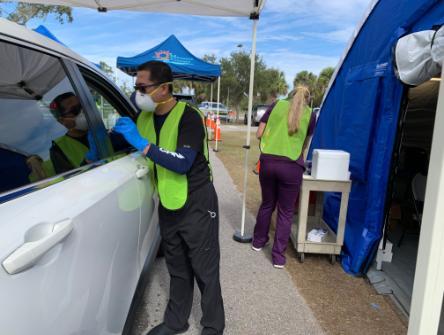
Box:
[253,158,304,266]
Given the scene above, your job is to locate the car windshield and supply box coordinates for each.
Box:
[211,103,225,109]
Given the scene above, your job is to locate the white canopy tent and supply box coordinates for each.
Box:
[18,0,263,16]
[0,41,65,100]
[19,0,265,242]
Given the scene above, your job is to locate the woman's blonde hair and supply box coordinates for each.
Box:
[288,85,310,135]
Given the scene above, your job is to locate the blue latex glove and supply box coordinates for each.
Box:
[113,117,149,152]
[85,131,99,162]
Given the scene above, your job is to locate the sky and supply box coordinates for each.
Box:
[25,0,372,89]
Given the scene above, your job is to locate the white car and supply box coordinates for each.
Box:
[0,18,160,334]
[244,104,269,126]
[198,101,230,121]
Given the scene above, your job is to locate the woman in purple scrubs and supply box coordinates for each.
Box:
[252,86,316,268]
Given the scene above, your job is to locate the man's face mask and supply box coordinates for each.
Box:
[135,90,157,112]
[134,82,172,112]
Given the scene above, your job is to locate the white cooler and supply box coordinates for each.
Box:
[311,149,350,181]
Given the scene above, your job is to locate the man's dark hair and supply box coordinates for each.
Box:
[138,61,173,93]
[49,92,76,117]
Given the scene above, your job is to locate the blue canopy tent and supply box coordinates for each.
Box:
[33,25,66,46]
[117,34,221,82]
[310,0,444,277]
[117,34,224,150]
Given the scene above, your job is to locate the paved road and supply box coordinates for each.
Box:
[131,152,324,335]
[219,124,257,132]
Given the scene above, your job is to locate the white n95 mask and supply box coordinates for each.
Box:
[74,111,88,131]
[135,90,157,112]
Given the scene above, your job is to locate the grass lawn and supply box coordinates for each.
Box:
[213,128,408,335]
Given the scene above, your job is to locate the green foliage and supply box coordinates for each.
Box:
[293,70,317,93]
[184,51,288,114]
[119,81,132,98]
[97,61,132,97]
[0,2,72,25]
[293,67,335,107]
[99,61,114,79]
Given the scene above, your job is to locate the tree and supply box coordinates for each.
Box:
[203,54,217,64]
[293,71,317,93]
[99,61,115,79]
[314,67,335,106]
[119,81,132,98]
[260,68,288,102]
[193,51,288,115]
[292,67,335,107]
[0,2,72,25]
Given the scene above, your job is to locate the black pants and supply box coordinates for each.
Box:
[159,182,225,335]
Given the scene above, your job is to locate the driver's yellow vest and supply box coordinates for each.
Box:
[54,135,89,168]
[260,100,312,160]
[137,102,209,210]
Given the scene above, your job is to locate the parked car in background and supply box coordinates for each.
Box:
[244,104,270,126]
[198,101,230,121]
[0,18,160,335]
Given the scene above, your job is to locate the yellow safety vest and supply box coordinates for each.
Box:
[260,100,312,160]
[137,102,210,210]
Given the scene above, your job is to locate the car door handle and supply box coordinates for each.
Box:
[2,219,73,275]
[136,166,149,179]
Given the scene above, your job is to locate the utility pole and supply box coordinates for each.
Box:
[227,87,230,107]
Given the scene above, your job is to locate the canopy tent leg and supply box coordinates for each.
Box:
[214,76,221,152]
[407,68,444,334]
[233,17,258,243]
[210,83,214,103]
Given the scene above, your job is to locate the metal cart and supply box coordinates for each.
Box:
[290,175,352,264]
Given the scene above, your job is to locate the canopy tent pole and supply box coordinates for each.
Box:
[407,69,444,335]
[214,76,221,152]
[210,83,214,103]
[233,16,258,243]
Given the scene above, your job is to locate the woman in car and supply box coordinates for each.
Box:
[252,86,316,268]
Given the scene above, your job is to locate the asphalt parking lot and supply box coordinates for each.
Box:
[131,152,324,335]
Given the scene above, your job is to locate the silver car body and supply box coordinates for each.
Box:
[254,105,269,124]
[198,101,229,121]
[0,18,159,334]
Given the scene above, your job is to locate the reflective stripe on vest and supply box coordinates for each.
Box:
[54,135,89,168]
[137,101,210,210]
[260,100,312,160]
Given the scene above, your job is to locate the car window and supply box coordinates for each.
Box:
[92,91,120,129]
[0,41,94,198]
[80,68,136,157]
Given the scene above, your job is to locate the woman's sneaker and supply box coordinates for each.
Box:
[273,264,284,269]
[251,241,269,252]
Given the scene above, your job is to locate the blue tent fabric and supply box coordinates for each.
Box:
[310,0,444,275]
[117,35,221,82]
[33,25,66,46]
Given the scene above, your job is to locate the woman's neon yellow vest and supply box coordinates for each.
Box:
[260,100,312,160]
[137,102,210,210]
[54,135,89,168]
